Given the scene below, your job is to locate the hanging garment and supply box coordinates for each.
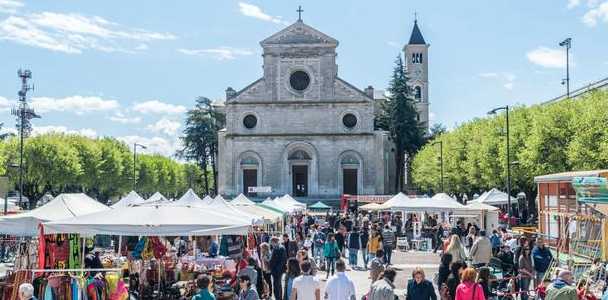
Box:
[69,234,81,269]
[131,237,147,259]
[219,235,229,256]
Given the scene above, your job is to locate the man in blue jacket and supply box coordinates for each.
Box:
[269,236,287,300]
[532,238,553,286]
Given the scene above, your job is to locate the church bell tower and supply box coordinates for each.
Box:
[403,19,430,133]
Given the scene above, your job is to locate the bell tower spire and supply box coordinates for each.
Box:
[403,18,430,133]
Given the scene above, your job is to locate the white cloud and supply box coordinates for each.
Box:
[135,43,148,50]
[0,96,11,111]
[108,112,141,124]
[132,100,186,115]
[526,47,566,68]
[146,118,181,136]
[117,135,180,157]
[582,1,608,26]
[478,72,516,90]
[32,125,97,138]
[0,0,23,14]
[0,11,176,54]
[31,95,119,114]
[178,47,254,60]
[568,0,582,8]
[478,72,499,78]
[238,2,289,25]
[386,41,400,48]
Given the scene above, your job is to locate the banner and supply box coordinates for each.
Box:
[572,176,608,203]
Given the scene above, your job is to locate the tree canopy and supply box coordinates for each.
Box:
[0,133,204,206]
[411,90,608,198]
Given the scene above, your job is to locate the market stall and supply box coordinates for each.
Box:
[0,197,21,215]
[464,201,500,231]
[111,190,145,208]
[0,193,109,236]
[469,188,515,206]
[144,191,170,205]
[170,189,207,207]
[204,195,264,225]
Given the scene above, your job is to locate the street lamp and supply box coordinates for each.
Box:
[133,143,147,191]
[488,105,512,228]
[559,38,572,98]
[3,163,19,215]
[432,140,444,192]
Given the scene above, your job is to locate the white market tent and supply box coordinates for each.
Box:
[0,198,21,213]
[170,189,207,207]
[0,193,109,236]
[111,191,145,208]
[463,201,500,232]
[260,198,288,214]
[43,205,251,236]
[205,195,263,225]
[469,188,516,206]
[144,192,170,205]
[431,193,457,202]
[381,193,467,212]
[231,194,256,206]
[360,203,383,211]
[230,194,284,224]
[277,194,306,209]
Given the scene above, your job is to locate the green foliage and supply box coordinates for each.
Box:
[377,55,425,191]
[0,133,203,205]
[179,96,225,195]
[411,90,608,198]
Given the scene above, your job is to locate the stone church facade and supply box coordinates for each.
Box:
[218,19,428,200]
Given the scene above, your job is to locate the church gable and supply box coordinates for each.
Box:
[334,78,372,102]
[232,78,267,102]
[261,21,338,46]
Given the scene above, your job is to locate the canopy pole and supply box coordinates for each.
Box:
[81,237,85,269]
[118,235,123,256]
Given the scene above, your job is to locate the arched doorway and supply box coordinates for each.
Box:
[238,153,261,197]
[289,150,311,197]
[340,153,361,195]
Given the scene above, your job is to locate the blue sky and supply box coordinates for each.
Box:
[0,0,607,156]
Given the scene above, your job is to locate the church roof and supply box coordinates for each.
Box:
[408,20,426,45]
[261,20,338,47]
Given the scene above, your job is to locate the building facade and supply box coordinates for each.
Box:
[217,19,398,200]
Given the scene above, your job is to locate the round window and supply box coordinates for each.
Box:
[342,113,357,128]
[289,71,310,91]
[243,114,257,129]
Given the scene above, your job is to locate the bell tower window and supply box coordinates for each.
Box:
[411,53,423,64]
[414,86,422,101]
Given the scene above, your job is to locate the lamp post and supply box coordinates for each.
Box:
[559,38,572,98]
[133,143,147,191]
[488,105,511,228]
[3,163,19,215]
[432,140,444,192]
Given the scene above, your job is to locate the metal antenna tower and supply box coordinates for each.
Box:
[11,69,39,207]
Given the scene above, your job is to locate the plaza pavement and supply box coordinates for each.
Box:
[316,250,440,299]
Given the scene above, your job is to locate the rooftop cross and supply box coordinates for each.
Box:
[297,5,303,21]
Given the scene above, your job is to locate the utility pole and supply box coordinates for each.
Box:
[11,69,39,208]
[559,38,572,98]
[133,143,147,191]
[488,106,511,228]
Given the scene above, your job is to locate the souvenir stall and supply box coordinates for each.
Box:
[40,204,252,299]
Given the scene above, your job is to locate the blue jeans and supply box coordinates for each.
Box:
[348,248,358,266]
[325,257,336,278]
[383,246,393,265]
[314,245,324,264]
[361,248,369,267]
[519,277,530,300]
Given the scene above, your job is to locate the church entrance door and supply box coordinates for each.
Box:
[343,168,358,195]
[243,169,257,197]
[292,165,308,197]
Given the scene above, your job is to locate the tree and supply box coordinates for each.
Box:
[380,55,426,191]
[179,96,225,195]
[427,123,447,141]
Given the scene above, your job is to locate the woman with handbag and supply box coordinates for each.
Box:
[454,268,484,300]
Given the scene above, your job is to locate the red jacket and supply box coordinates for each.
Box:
[455,281,485,300]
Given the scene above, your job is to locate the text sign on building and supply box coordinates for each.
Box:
[248,186,272,193]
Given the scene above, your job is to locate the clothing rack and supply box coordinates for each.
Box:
[30,268,122,279]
